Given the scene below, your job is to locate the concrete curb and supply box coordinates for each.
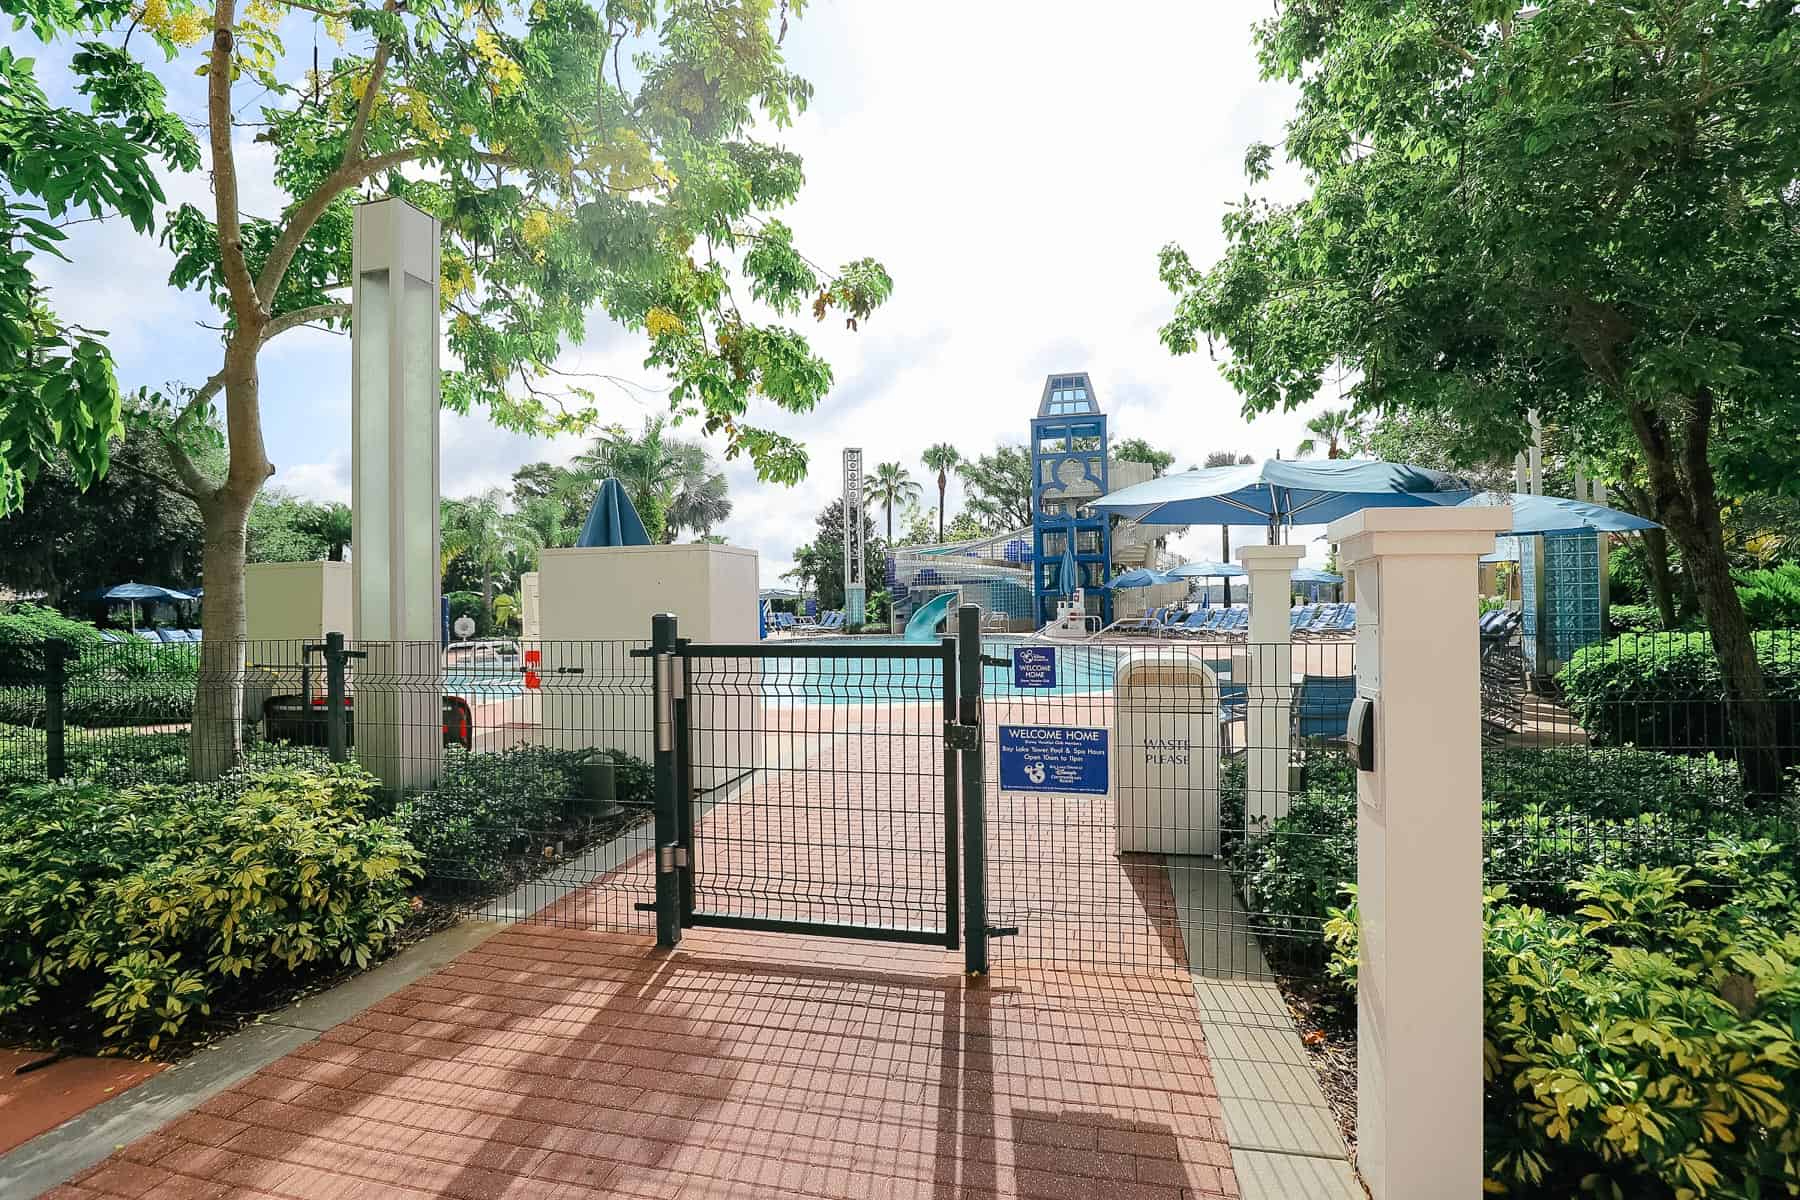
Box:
[0,919,502,1200]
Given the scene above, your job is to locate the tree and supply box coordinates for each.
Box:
[790,499,881,613]
[248,493,350,563]
[664,443,733,541]
[863,461,921,544]
[1113,438,1175,477]
[441,490,511,614]
[944,512,987,543]
[1294,410,1350,460]
[3,2,890,777]
[920,443,962,543]
[577,417,732,543]
[511,461,592,542]
[961,446,1034,533]
[1159,1,1800,790]
[0,429,205,603]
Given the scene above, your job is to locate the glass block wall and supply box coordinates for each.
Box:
[1521,531,1604,674]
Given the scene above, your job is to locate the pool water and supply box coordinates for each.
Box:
[444,673,524,698]
[738,640,1123,705]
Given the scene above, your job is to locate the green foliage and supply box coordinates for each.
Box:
[790,499,883,614]
[0,603,104,678]
[1112,438,1175,477]
[398,745,651,884]
[1735,563,1800,631]
[1219,745,1790,955]
[1607,603,1665,635]
[865,588,891,626]
[863,462,921,543]
[0,757,419,1053]
[1324,843,1800,1198]
[575,416,732,544]
[1560,632,1800,755]
[248,492,351,564]
[960,446,1033,533]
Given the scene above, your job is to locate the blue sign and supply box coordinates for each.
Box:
[1012,646,1058,690]
[998,725,1109,795]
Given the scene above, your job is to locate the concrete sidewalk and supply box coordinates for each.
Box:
[41,924,1237,1199]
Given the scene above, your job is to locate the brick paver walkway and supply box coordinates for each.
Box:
[48,925,1235,1199]
[46,684,1246,1199]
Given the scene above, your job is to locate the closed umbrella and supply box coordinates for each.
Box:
[1056,543,1080,595]
[576,478,651,547]
[1094,459,1470,541]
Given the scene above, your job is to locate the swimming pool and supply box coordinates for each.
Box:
[716,639,1125,705]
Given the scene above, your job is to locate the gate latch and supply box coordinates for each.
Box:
[943,722,980,752]
[658,844,689,873]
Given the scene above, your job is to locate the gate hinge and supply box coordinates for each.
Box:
[658,844,689,873]
[943,722,979,752]
[979,655,1011,669]
[988,926,1020,939]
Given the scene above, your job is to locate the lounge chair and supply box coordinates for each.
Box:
[1292,674,1357,741]
[776,612,797,631]
[1101,606,1174,637]
[818,610,843,632]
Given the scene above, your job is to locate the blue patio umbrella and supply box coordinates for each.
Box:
[94,582,191,631]
[1436,491,1659,537]
[1169,560,1246,607]
[1056,544,1080,595]
[1290,567,1344,585]
[1093,458,1471,540]
[576,478,651,548]
[1107,568,1180,589]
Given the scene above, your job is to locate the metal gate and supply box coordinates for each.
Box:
[643,611,998,966]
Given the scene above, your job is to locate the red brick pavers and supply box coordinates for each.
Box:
[48,926,1235,1200]
[49,689,1240,1199]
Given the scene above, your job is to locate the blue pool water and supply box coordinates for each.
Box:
[737,640,1121,705]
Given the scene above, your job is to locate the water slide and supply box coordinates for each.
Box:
[903,592,958,642]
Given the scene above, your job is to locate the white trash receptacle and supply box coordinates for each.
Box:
[1114,652,1220,856]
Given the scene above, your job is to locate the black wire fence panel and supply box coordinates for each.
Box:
[680,646,955,941]
[979,637,1357,980]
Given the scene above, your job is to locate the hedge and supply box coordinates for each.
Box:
[1558,630,1800,757]
[1218,743,1791,957]
[0,752,419,1053]
[1324,841,1800,1198]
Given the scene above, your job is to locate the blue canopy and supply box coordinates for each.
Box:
[1439,491,1660,537]
[1290,567,1344,585]
[576,478,651,548]
[1108,568,1180,589]
[97,582,192,602]
[1168,561,1246,579]
[1093,459,1470,533]
[1056,544,1080,594]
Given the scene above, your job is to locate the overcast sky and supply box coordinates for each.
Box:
[24,2,1339,583]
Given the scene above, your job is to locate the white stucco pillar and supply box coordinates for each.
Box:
[1239,543,1304,832]
[1325,506,1510,1200]
[351,198,443,791]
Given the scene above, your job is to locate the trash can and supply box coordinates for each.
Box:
[1114,650,1221,856]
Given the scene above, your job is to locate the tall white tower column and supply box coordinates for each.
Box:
[1239,543,1305,832]
[351,198,443,790]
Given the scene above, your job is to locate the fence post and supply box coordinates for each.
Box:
[651,612,683,950]
[1325,506,1510,1200]
[1239,544,1305,831]
[44,638,67,780]
[323,632,350,763]
[956,604,987,975]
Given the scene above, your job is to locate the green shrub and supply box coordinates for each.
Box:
[1324,841,1800,1198]
[0,757,419,1053]
[1558,631,1800,757]
[1606,602,1664,634]
[397,745,652,883]
[0,680,195,728]
[1736,562,1800,630]
[1220,745,1788,947]
[0,605,105,680]
[0,730,194,792]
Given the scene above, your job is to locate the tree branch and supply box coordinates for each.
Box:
[172,303,354,441]
[254,147,431,306]
[342,0,400,167]
[208,0,262,327]
[108,453,203,503]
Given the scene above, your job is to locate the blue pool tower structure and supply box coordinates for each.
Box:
[1030,373,1112,627]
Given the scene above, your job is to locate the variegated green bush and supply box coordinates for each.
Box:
[0,757,419,1054]
[1326,841,1800,1198]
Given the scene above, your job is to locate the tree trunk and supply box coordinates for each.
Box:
[1638,527,1678,630]
[1627,392,1780,795]
[189,486,255,780]
[937,471,947,543]
[1220,525,1231,564]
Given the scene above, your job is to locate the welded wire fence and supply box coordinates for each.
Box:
[979,636,1355,980]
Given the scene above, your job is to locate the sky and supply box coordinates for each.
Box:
[22,2,1342,584]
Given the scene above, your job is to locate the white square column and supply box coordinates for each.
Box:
[1239,544,1305,832]
[1326,506,1510,1200]
[351,198,443,790]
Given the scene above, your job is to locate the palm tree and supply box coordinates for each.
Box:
[665,442,733,540]
[863,462,921,544]
[1296,409,1351,459]
[575,417,684,541]
[301,502,353,561]
[441,489,512,613]
[920,443,962,544]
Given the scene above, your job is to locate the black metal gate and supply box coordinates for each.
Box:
[643,611,995,965]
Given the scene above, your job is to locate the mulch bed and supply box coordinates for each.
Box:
[1276,974,1358,1150]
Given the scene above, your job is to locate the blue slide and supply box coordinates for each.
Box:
[903,592,958,642]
